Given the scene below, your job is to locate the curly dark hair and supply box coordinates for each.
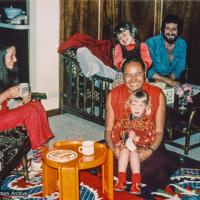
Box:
[161,14,183,36]
[114,21,141,43]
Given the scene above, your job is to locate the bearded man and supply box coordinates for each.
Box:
[145,14,186,87]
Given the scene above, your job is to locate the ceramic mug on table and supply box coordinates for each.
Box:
[19,83,30,97]
[78,141,94,156]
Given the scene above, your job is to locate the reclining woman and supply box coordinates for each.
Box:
[105,58,180,189]
[0,41,54,172]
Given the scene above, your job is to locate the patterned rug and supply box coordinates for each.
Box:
[0,172,101,200]
[151,168,200,200]
[0,161,199,200]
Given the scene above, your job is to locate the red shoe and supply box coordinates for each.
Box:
[130,182,141,195]
[114,180,126,191]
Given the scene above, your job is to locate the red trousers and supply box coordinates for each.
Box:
[0,101,54,150]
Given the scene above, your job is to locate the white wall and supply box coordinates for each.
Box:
[29,0,60,110]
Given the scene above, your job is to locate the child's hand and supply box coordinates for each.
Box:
[128,130,136,138]
[129,130,139,143]
[133,135,140,143]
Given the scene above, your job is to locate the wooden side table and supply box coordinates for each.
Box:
[42,140,113,200]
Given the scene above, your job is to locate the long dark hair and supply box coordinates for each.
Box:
[0,41,19,92]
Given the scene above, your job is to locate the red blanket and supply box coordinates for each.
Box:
[58,32,113,67]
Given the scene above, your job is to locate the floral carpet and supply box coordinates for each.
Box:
[0,161,199,200]
[0,172,101,200]
[151,168,200,200]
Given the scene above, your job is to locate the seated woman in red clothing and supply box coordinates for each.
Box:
[105,58,180,190]
[0,41,54,172]
[112,89,155,194]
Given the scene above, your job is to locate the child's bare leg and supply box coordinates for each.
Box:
[129,150,141,195]
[129,150,140,173]
[118,147,129,172]
[114,147,129,191]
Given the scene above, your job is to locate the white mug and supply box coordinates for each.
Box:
[19,83,30,97]
[78,141,94,156]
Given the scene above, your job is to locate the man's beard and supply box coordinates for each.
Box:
[164,33,178,44]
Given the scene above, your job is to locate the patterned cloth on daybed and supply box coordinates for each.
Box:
[59,33,115,125]
[0,127,31,183]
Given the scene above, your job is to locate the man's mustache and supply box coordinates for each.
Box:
[166,34,176,39]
